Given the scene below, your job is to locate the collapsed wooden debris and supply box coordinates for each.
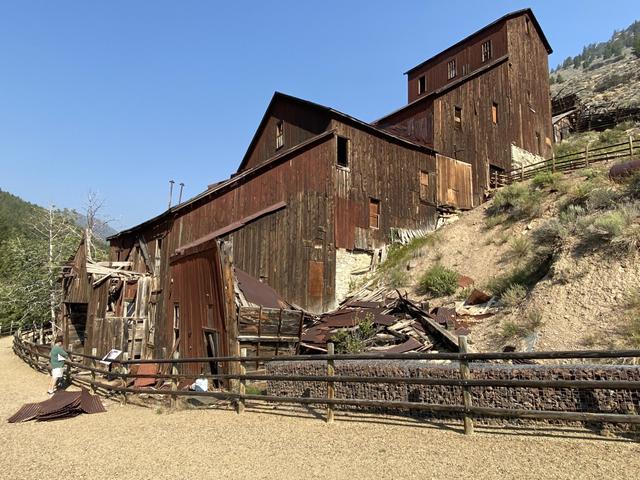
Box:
[300,292,460,354]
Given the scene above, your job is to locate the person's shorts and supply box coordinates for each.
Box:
[51,367,64,379]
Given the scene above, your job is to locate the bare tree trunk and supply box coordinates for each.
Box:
[48,205,56,341]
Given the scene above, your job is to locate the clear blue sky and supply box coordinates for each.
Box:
[0,0,637,230]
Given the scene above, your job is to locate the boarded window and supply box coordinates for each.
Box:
[492,102,498,124]
[418,75,426,94]
[337,136,349,167]
[419,171,430,202]
[275,120,284,150]
[369,198,380,229]
[461,63,469,76]
[454,106,462,127]
[308,261,324,301]
[154,238,162,275]
[447,59,456,80]
[173,303,180,330]
[481,40,492,62]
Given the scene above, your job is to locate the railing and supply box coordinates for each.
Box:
[492,136,638,187]
[13,331,640,435]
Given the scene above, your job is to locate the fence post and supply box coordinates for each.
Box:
[585,144,590,167]
[237,348,247,414]
[171,351,179,410]
[520,163,524,181]
[458,335,474,435]
[120,352,129,405]
[630,136,634,159]
[327,342,335,424]
[551,152,556,173]
[90,347,97,394]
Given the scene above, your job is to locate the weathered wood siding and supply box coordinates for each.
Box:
[331,122,438,250]
[374,99,435,147]
[432,59,511,205]
[506,14,553,158]
[241,101,331,172]
[436,154,473,209]
[407,22,507,103]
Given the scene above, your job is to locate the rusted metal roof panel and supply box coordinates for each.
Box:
[236,269,287,310]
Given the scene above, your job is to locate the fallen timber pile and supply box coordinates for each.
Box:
[300,284,500,355]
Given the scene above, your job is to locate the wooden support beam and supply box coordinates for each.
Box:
[458,335,474,435]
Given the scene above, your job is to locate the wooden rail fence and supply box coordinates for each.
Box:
[12,331,640,435]
[493,136,639,187]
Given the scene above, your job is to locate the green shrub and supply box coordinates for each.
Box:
[524,309,544,331]
[531,171,563,190]
[331,315,377,353]
[485,212,508,229]
[508,236,531,259]
[418,264,458,297]
[501,321,524,339]
[590,210,628,237]
[380,233,439,272]
[501,284,527,308]
[487,184,542,221]
[585,187,619,211]
[532,219,568,248]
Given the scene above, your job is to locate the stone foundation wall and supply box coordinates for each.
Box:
[266,360,640,422]
[511,144,545,169]
[334,249,373,304]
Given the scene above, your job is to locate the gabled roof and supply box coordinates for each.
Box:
[110,92,436,242]
[405,8,552,75]
[236,91,435,172]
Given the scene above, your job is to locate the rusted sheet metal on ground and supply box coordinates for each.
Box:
[610,160,640,181]
[465,289,492,306]
[8,389,105,423]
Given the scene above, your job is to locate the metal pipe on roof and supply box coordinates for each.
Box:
[178,182,184,204]
[168,180,175,209]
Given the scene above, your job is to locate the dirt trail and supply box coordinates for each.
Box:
[1,336,639,480]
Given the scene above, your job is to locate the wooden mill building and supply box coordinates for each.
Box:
[60,8,553,365]
[375,8,553,205]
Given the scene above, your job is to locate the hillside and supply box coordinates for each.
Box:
[0,189,109,329]
[550,20,640,115]
[367,137,640,353]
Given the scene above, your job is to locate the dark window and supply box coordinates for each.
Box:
[492,102,498,124]
[337,136,349,167]
[447,59,456,80]
[526,17,531,35]
[275,120,284,150]
[481,40,492,62]
[369,198,380,229]
[418,75,426,94]
[419,171,430,202]
[454,106,462,127]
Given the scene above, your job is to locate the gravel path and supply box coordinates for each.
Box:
[1,336,639,480]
